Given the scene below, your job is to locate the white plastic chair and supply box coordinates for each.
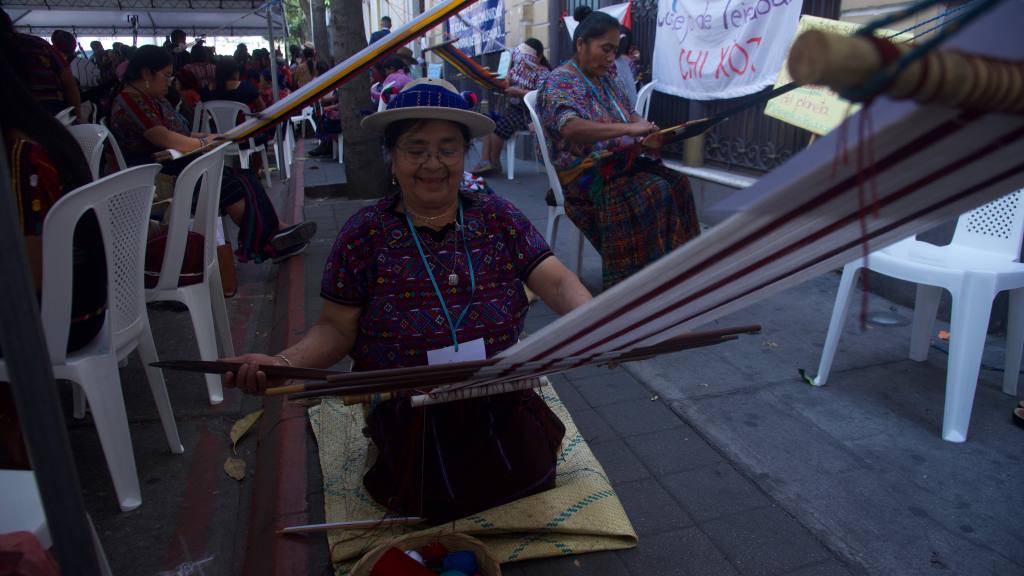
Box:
[636,81,656,119]
[504,128,541,181]
[55,106,75,126]
[814,190,1024,442]
[290,105,317,138]
[145,144,234,405]
[67,124,128,179]
[0,164,182,511]
[196,100,272,189]
[523,90,584,273]
[0,470,114,575]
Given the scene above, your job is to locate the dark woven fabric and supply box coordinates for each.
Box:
[363,389,566,523]
[564,153,701,288]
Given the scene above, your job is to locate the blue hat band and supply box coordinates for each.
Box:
[386,84,472,111]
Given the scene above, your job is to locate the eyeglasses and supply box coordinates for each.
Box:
[396,145,463,165]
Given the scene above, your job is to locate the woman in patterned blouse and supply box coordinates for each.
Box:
[538,6,700,288]
[470,38,551,175]
[223,79,593,522]
[109,46,316,263]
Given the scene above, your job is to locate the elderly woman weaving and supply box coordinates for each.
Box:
[223,79,593,522]
[539,6,700,288]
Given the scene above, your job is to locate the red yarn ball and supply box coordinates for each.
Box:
[370,547,434,576]
[419,541,449,566]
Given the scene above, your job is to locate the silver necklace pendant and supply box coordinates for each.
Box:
[447,273,459,286]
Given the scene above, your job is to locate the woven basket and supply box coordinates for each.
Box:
[350,532,502,576]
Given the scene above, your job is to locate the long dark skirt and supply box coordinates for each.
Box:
[562,153,701,288]
[363,389,566,523]
[219,167,280,262]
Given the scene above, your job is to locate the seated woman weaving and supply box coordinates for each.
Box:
[224,79,593,522]
[108,45,316,263]
[538,6,700,288]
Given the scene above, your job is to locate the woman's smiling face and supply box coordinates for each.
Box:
[392,120,467,209]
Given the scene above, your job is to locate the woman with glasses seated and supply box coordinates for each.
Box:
[538,6,700,288]
[108,45,316,263]
[222,79,593,522]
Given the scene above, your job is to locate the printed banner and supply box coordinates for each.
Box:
[652,0,804,100]
[764,15,913,135]
[447,0,505,57]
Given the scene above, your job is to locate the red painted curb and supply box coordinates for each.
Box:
[243,140,313,576]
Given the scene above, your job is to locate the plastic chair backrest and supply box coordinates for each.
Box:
[192,102,205,134]
[67,123,110,180]
[152,144,229,293]
[55,106,75,126]
[635,81,656,118]
[950,189,1024,259]
[39,164,161,363]
[523,90,565,206]
[200,100,248,133]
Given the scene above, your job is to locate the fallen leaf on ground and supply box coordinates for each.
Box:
[798,368,817,386]
[230,409,263,452]
[224,456,246,481]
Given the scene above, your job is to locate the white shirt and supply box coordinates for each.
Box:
[70,56,101,89]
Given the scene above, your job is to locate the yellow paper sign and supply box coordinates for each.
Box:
[765,15,910,135]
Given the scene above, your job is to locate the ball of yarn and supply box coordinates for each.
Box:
[370,547,433,576]
[405,549,424,565]
[442,550,478,574]
[461,91,479,108]
[419,541,448,566]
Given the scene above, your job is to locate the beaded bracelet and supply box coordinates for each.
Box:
[274,353,293,367]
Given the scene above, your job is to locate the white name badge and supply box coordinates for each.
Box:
[427,337,487,365]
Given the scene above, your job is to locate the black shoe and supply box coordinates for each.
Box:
[270,221,317,252]
[308,142,333,157]
[272,241,309,264]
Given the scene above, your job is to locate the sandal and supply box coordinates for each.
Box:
[1013,404,1024,430]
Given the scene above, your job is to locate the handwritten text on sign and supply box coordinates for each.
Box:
[652,0,803,100]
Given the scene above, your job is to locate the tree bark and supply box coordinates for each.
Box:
[332,0,388,199]
[311,0,331,64]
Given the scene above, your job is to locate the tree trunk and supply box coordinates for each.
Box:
[332,0,387,199]
[296,0,311,44]
[311,0,331,64]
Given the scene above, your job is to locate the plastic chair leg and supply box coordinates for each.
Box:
[544,207,560,248]
[942,281,995,442]
[813,263,862,386]
[909,284,943,361]
[207,269,236,358]
[136,319,184,454]
[506,137,516,180]
[70,358,142,511]
[1003,288,1024,396]
[261,148,272,190]
[238,148,251,170]
[337,134,344,164]
[574,228,585,275]
[73,385,87,419]
[180,288,225,405]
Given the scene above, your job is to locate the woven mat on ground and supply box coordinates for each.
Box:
[308,383,638,572]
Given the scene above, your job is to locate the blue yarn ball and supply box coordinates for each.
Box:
[442,550,478,574]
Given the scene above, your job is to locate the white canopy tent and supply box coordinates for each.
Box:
[3,0,286,39]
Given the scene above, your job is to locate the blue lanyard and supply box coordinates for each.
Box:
[404,199,476,351]
[571,61,628,123]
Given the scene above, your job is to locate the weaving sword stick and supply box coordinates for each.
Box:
[280,327,758,400]
[486,0,1024,382]
[426,40,508,91]
[219,0,480,143]
[788,30,1024,113]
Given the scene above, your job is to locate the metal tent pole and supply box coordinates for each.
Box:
[0,134,102,573]
[268,2,285,176]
